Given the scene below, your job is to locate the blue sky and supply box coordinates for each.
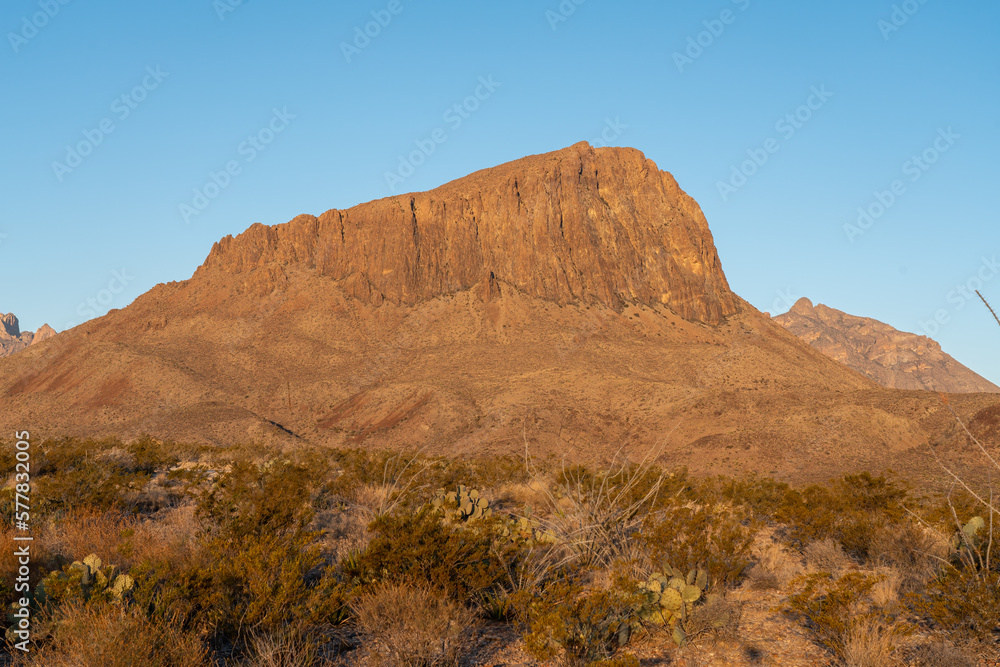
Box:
[2,0,999,383]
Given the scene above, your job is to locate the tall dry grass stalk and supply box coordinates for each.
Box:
[527,444,672,569]
[350,449,432,520]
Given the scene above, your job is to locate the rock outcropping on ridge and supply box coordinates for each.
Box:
[0,314,55,358]
[774,298,999,393]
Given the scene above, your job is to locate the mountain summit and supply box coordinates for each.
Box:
[198,142,738,324]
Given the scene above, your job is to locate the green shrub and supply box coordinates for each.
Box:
[710,474,790,519]
[195,459,320,541]
[523,575,640,666]
[0,437,183,520]
[638,502,755,588]
[912,567,1000,645]
[132,531,349,644]
[345,505,523,606]
[786,571,901,659]
[132,458,349,646]
[773,473,909,561]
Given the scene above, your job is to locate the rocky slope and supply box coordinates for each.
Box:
[0,144,994,482]
[774,298,998,393]
[0,314,55,358]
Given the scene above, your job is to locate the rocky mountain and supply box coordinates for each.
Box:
[774,298,999,394]
[0,314,55,358]
[198,142,738,324]
[0,144,994,482]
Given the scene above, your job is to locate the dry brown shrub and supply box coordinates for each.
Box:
[537,457,671,570]
[42,504,200,573]
[352,582,476,667]
[312,506,370,561]
[126,504,199,568]
[746,567,780,590]
[804,538,852,572]
[39,508,137,566]
[841,618,899,667]
[906,641,975,667]
[684,594,742,643]
[869,521,946,593]
[13,601,208,667]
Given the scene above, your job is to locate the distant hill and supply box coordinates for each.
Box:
[0,314,55,358]
[774,298,998,393]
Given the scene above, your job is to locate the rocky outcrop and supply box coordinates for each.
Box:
[197,143,739,324]
[31,324,57,345]
[774,298,998,393]
[0,315,57,358]
[1,313,20,339]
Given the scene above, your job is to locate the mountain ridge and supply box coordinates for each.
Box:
[774,298,999,394]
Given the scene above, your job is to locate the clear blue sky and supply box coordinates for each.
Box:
[2,1,999,383]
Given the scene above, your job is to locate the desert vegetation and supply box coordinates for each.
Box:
[0,431,997,666]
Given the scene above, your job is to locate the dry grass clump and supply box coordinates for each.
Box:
[127,503,200,567]
[13,601,209,667]
[244,627,330,667]
[40,504,200,573]
[841,617,899,667]
[747,536,803,590]
[351,582,476,667]
[870,566,902,609]
[804,537,852,572]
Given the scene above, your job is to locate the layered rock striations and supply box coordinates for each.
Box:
[774,298,998,393]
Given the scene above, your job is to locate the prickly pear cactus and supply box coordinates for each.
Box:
[36,553,135,606]
[505,514,558,545]
[433,485,493,521]
[950,516,986,552]
[636,565,711,646]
